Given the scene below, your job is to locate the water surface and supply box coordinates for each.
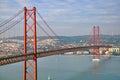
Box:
[0,55,120,80]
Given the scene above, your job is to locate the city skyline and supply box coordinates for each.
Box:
[0,0,120,36]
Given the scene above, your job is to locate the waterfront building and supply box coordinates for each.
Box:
[108,47,120,55]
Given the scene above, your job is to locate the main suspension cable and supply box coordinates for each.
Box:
[0,9,23,28]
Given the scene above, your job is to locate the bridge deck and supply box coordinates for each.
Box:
[0,45,112,66]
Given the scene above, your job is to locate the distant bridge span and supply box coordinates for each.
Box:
[0,45,112,66]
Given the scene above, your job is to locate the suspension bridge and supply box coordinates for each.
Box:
[0,7,112,80]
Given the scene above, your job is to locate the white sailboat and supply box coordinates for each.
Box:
[92,58,100,62]
[48,75,52,80]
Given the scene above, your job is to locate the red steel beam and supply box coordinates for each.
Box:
[23,7,37,80]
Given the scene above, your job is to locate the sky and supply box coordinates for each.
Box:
[0,0,120,36]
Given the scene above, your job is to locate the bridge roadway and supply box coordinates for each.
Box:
[0,45,112,66]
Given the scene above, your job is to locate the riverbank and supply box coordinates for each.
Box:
[63,54,120,57]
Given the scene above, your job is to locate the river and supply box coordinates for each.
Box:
[0,55,120,80]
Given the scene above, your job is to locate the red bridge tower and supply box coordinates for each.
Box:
[92,26,101,60]
[24,7,37,80]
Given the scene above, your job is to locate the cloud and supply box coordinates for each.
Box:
[0,0,18,19]
[35,0,120,23]
[16,0,33,8]
[0,0,120,36]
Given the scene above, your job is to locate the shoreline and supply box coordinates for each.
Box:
[63,54,120,57]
